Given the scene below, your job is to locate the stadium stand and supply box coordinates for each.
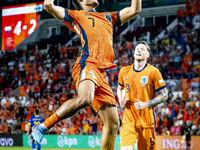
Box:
[0,0,200,139]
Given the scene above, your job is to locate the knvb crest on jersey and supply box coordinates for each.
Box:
[141,76,148,86]
[104,14,112,25]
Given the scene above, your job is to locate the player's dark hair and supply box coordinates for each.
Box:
[34,108,39,115]
[72,0,82,10]
[136,41,152,55]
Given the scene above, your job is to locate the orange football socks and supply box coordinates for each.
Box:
[43,113,61,129]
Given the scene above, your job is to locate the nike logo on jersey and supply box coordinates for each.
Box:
[125,78,130,80]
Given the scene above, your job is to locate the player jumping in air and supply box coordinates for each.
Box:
[117,41,168,150]
[27,108,44,150]
[31,0,141,149]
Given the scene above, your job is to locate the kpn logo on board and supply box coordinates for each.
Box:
[88,136,101,148]
[57,135,77,147]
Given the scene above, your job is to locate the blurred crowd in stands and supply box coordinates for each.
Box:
[0,0,200,137]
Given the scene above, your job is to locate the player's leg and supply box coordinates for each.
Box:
[31,136,36,150]
[37,144,41,150]
[120,125,138,150]
[186,141,190,150]
[138,128,156,150]
[98,105,119,150]
[90,75,119,150]
[31,80,95,144]
[32,141,36,150]
[55,80,95,119]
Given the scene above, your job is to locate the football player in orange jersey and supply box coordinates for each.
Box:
[117,41,168,150]
[31,0,142,149]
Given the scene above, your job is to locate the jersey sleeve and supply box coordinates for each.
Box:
[118,67,125,87]
[41,117,44,123]
[110,11,121,27]
[62,8,77,32]
[153,69,166,92]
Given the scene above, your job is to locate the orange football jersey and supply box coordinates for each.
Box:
[118,63,166,128]
[62,9,121,69]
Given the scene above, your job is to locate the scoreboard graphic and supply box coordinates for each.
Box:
[1,2,44,50]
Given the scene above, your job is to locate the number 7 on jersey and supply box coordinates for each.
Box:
[88,18,95,27]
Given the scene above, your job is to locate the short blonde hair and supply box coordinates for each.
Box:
[136,41,152,55]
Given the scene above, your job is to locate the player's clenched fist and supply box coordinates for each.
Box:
[134,98,148,110]
[119,98,129,107]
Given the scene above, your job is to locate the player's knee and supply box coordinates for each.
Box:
[113,119,120,130]
[107,118,119,133]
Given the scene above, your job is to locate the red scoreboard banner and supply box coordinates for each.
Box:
[2,2,44,50]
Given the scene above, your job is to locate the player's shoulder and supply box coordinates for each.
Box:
[98,11,111,17]
[119,65,133,74]
[147,64,161,73]
[66,8,79,13]
[66,9,84,15]
[101,11,110,14]
[101,11,117,16]
[102,11,118,14]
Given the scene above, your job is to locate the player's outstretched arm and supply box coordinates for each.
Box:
[134,88,168,110]
[119,0,142,24]
[44,0,65,20]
